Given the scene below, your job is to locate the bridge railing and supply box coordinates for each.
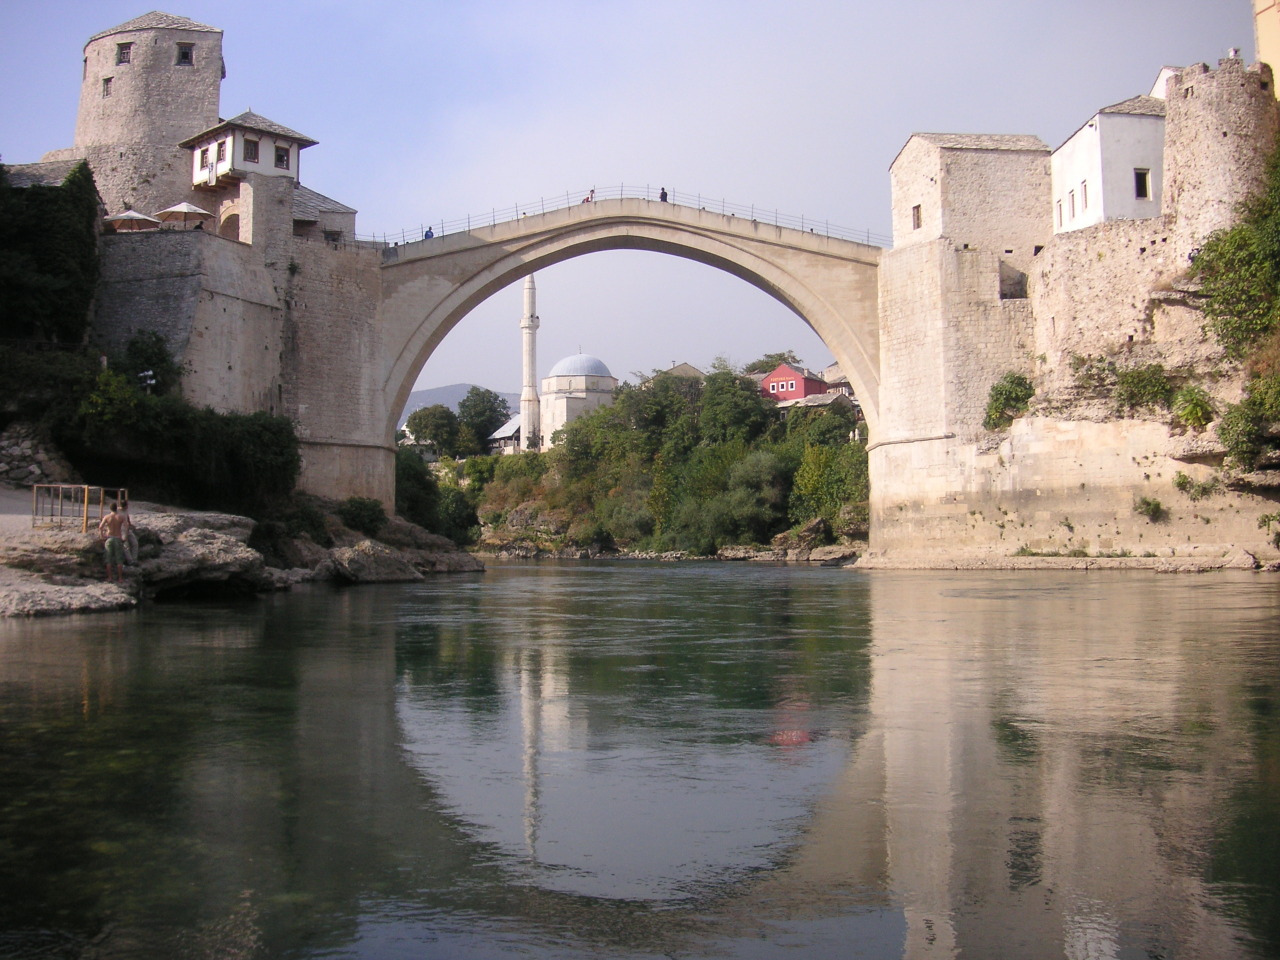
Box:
[315,185,891,250]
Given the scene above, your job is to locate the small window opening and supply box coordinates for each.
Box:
[176,43,194,66]
[911,204,922,230]
[1081,180,1088,211]
[274,145,290,170]
[1068,189,1076,219]
[101,76,113,98]
[1056,200,1062,227]
[1134,168,1151,200]
[1004,249,1013,255]
[216,140,226,162]
[199,147,209,168]
[1033,245,1044,256]
[243,139,259,163]
[116,42,132,64]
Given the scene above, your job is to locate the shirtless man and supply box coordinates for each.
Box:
[98,502,129,583]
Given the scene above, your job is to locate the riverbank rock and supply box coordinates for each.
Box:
[330,540,425,583]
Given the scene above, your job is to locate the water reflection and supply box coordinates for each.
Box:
[0,565,1276,958]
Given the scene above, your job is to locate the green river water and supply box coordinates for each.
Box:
[1,561,1278,959]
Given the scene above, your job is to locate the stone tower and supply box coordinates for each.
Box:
[520,275,541,451]
[1162,54,1279,239]
[49,12,224,216]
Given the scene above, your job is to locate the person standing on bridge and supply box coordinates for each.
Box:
[659,187,668,202]
[423,226,434,239]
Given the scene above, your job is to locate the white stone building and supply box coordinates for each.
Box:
[539,355,617,448]
[1050,87,1167,234]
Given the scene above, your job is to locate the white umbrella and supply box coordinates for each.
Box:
[153,202,214,226]
[104,210,161,232]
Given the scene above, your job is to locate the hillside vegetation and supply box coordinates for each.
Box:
[458,366,868,555]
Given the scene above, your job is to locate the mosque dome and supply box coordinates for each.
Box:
[547,354,613,378]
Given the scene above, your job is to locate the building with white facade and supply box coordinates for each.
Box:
[1050,81,1169,234]
[539,355,617,448]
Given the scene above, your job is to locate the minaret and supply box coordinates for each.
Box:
[520,275,541,451]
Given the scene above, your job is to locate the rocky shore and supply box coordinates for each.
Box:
[0,485,482,618]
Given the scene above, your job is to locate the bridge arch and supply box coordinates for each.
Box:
[378,198,882,445]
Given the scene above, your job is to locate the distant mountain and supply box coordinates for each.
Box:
[398,384,521,427]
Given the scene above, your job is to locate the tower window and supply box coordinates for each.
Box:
[101,76,112,98]
[243,139,259,163]
[911,204,922,230]
[116,43,132,64]
[199,147,209,168]
[176,43,194,66]
[1081,180,1088,211]
[274,145,290,170]
[1056,200,1062,227]
[1134,168,1151,200]
[216,140,226,162]
[1068,189,1076,219]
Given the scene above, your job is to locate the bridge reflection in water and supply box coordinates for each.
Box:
[0,564,1275,958]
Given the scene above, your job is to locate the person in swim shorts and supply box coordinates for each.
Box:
[98,502,128,583]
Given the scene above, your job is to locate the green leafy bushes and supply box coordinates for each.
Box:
[1216,374,1280,468]
[337,497,386,537]
[1172,385,1215,429]
[1113,364,1173,413]
[983,373,1035,430]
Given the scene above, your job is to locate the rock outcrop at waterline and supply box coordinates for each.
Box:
[0,501,482,617]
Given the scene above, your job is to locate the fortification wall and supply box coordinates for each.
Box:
[94,230,284,414]
[870,417,1278,560]
[878,241,1035,444]
[281,238,392,504]
[871,57,1280,561]
[1163,58,1278,240]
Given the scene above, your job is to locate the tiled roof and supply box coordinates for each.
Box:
[179,111,318,148]
[293,183,357,221]
[4,160,83,188]
[914,133,1049,152]
[1099,95,1167,118]
[89,11,220,42]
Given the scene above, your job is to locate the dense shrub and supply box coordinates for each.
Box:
[1113,364,1173,413]
[337,497,387,537]
[1216,373,1280,468]
[1172,385,1215,430]
[1191,132,1280,356]
[983,373,1035,430]
[0,161,100,343]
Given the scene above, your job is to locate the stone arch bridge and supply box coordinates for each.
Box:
[299,198,882,505]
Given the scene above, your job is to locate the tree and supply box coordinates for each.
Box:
[0,160,101,343]
[742,350,802,375]
[405,404,459,456]
[700,370,774,445]
[456,387,511,455]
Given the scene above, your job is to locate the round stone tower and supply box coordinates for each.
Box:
[1162,54,1280,240]
[71,12,224,215]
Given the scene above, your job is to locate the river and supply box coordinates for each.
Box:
[1,561,1278,959]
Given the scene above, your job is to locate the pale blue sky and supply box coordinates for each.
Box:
[1,1,1255,393]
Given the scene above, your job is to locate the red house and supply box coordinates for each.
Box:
[760,363,827,401]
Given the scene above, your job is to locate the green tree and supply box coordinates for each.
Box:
[742,350,802,375]
[0,160,101,343]
[699,370,774,445]
[405,404,459,456]
[456,387,511,456]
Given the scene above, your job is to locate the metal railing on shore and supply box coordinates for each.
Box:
[33,484,129,533]
[304,185,891,250]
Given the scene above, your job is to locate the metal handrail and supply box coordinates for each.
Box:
[322,185,891,249]
[32,484,129,533]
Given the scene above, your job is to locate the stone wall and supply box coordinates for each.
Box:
[1163,57,1278,241]
[0,423,79,487]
